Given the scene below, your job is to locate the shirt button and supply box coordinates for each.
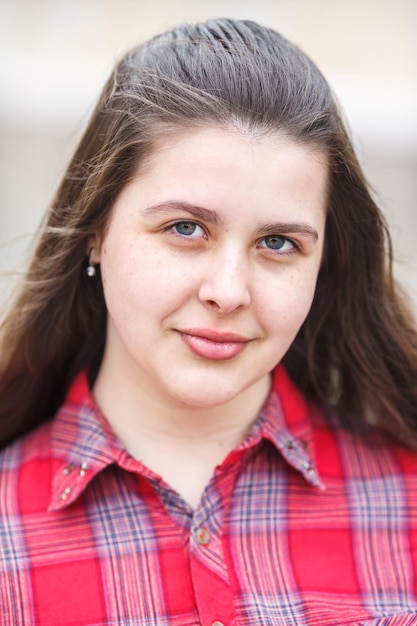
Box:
[60,487,72,500]
[63,464,74,475]
[79,461,88,477]
[195,528,211,545]
[212,622,225,626]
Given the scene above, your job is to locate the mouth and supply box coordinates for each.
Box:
[178,328,251,361]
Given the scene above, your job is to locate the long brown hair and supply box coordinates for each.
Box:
[1,18,417,448]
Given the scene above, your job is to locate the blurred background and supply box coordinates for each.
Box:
[1,0,416,306]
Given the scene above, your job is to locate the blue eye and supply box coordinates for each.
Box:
[174,221,196,235]
[260,235,295,252]
[264,235,285,250]
[172,221,205,237]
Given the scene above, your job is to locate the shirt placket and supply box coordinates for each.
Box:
[186,459,245,626]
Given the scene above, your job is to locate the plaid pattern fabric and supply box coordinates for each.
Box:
[1,366,417,625]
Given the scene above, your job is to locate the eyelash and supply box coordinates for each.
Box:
[258,235,299,255]
[165,220,300,256]
[169,221,206,238]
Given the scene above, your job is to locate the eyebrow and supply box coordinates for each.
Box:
[143,201,223,226]
[143,200,319,242]
[260,222,319,242]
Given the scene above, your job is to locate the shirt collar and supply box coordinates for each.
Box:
[48,366,325,511]
[254,366,325,490]
[48,372,125,511]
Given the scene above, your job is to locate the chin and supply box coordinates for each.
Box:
[169,385,242,409]
[179,393,236,409]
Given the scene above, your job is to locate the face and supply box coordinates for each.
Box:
[94,127,327,410]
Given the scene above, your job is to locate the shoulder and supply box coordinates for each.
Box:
[0,418,54,465]
[312,405,417,494]
[0,371,103,508]
[0,421,55,513]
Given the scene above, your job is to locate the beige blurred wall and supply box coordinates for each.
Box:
[1,0,417,304]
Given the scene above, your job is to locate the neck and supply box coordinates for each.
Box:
[93,359,271,447]
[92,360,271,508]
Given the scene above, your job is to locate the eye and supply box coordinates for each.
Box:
[171,221,205,238]
[259,235,297,253]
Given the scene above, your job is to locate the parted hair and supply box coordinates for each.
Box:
[1,18,417,449]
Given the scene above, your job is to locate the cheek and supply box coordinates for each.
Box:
[100,241,191,318]
[258,267,320,331]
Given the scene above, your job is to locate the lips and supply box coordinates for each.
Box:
[179,328,251,360]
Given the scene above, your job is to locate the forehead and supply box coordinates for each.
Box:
[137,125,328,192]
[149,124,327,165]
[105,125,329,236]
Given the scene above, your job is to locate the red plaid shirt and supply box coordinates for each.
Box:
[1,366,417,625]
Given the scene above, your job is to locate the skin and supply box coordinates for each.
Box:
[92,126,328,507]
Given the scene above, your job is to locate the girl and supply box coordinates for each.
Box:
[1,18,417,626]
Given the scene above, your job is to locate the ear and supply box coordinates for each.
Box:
[85,234,102,263]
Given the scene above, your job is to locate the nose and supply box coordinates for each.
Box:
[198,246,251,313]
